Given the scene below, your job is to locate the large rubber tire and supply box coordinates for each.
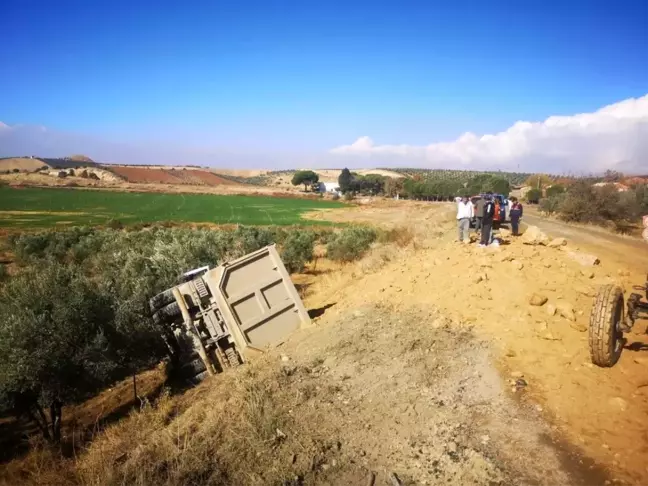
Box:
[152,301,181,325]
[179,357,207,377]
[589,285,625,367]
[149,289,176,313]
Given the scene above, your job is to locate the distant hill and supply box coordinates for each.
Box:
[39,157,102,169]
[0,157,49,172]
[67,154,94,163]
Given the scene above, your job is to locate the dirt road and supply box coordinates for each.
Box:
[523,209,648,273]
[302,200,648,485]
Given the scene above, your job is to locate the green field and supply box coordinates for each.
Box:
[0,186,345,228]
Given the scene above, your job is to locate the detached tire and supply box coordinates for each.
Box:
[589,285,625,367]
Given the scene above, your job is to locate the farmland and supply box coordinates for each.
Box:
[0,186,344,228]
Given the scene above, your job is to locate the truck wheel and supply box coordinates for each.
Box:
[149,289,176,313]
[152,302,182,325]
[179,357,207,377]
[589,285,625,367]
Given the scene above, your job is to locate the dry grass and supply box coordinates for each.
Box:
[0,356,345,486]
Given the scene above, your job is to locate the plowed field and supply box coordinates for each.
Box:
[109,166,235,186]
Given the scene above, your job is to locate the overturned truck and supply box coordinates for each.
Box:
[149,245,311,382]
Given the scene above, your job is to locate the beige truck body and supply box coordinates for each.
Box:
[157,245,310,377]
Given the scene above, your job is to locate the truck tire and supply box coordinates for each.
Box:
[186,371,208,385]
[149,289,176,313]
[589,285,625,367]
[152,302,182,325]
[179,357,207,377]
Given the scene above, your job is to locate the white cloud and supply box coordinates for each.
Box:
[330,94,648,174]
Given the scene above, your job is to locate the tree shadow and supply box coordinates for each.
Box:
[308,303,336,319]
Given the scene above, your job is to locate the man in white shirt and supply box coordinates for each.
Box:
[456,195,474,243]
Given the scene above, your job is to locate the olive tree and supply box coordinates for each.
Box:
[0,265,119,442]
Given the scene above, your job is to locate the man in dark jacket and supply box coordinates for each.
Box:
[474,197,485,231]
[480,195,495,246]
[509,197,524,236]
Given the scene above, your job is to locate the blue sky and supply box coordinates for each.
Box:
[1,0,647,171]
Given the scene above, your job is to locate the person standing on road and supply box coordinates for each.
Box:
[474,196,485,232]
[509,197,524,236]
[480,195,495,247]
[456,195,474,243]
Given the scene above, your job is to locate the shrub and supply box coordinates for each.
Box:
[546,184,565,198]
[331,193,340,201]
[57,171,67,178]
[106,219,124,230]
[0,263,6,282]
[526,188,542,204]
[12,168,20,173]
[280,231,315,273]
[539,194,565,214]
[343,192,355,202]
[326,227,377,262]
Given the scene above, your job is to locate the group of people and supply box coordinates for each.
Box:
[456,193,524,246]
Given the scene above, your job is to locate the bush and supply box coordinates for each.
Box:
[526,188,542,204]
[558,181,642,231]
[326,227,377,262]
[331,193,340,201]
[343,192,355,202]
[12,168,19,173]
[546,185,565,198]
[539,194,565,214]
[280,231,315,273]
[106,219,124,230]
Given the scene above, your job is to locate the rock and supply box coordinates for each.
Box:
[512,260,525,270]
[543,262,552,268]
[540,332,561,341]
[529,293,549,306]
[580,269,595,279]
[353,310,365,318]
[608,396,628,412]
[499,228,512,238]
[556,302,576,321]
[499,254,514,262]
[567,251,600,267]
[548,237,567,248]
[575,286,596,297]
[521,226,549,246]
[515,378,528,389]
[546,304,557,316]
[569,322,588,332]
[281,355,290,363]
[446,441,457,453]
[510,371,524,378]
